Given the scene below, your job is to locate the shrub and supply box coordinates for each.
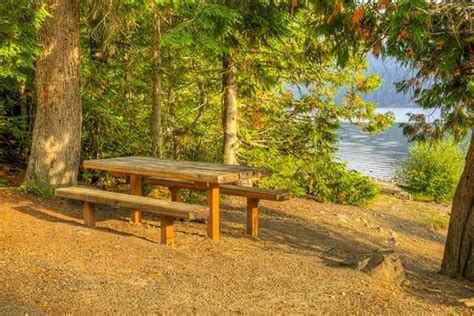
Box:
[395,140,465,202]
[19,179,54,198]
[254,153,378,205]
[306,160,378,205]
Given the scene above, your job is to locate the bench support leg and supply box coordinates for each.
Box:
[130,174,142,223]
[246,198,259,237]
[170,187,181,202]
[207,184,220,241]
[160,216,175,246]
[83,201,96,227]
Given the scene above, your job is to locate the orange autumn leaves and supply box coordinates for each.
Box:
[351,7,365,25]
[326,2,364,26]
[325,2,388,57]
[326,1,342,24]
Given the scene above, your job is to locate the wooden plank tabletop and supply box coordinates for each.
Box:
[82,156,271,184]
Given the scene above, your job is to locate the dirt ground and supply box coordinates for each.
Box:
[1,187,473,314]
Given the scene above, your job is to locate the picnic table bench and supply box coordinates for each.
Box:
[55,186,207,245]
[54,156,291,244]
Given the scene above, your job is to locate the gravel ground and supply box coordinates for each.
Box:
[0,188,472,314]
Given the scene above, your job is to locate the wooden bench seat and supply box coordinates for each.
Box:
[143,177,291,237]
[55,186,208,245]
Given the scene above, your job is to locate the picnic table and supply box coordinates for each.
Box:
[82,156,271,241]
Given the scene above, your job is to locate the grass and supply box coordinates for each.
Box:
[371,194,450,231]
[413,204,449,230]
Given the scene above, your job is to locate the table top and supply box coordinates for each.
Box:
[82,156,271,184]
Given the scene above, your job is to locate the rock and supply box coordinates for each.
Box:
[374,180,412,200]
[394,191,412,200]
[341,249,405,286]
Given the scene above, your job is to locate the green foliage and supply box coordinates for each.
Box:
[395,140,465,202]
[0,1,46,162]
[389,2,473,142]
[238,34,388,205]
[0,0,49,82]
[1,1,389,206]
[307,160,378,205]
[315,1,473,141]
[19,179,54,198]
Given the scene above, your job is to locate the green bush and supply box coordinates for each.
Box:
[254,153,378,205]
[19,179,54,198]
[306,160,378,205]
[395,140,465,202]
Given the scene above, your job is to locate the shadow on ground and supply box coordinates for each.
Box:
[10,195,474,310]
[13,204,160,245]
[219,200,474,309]
[0,299,45,316]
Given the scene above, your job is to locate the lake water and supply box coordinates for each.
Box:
[336,123,408,180]
[335,107,440,180]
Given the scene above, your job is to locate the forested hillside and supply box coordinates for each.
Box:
[365,55,416,108]
[334,54,417,108]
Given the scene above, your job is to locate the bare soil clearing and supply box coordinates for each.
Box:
[1,188,473,314]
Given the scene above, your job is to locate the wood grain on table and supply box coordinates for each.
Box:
[83,156,270,184]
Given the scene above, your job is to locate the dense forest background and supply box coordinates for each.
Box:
[1,1,395,204]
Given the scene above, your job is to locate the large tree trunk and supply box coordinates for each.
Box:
[18,81,28,132]
[222,54,238,165]
[25,0,82,187]
[151,2,162,159]
[441,132,474,280]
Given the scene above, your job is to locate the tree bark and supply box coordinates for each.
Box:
[151,2,162,159]
[222,54,238,165]
[441,132,474,280]
[25,0,82,187]
[18,81,28,131]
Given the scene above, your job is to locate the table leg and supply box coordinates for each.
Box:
[207,184,220,240]
[247,198,259,237]
[130,174,142,223]
[160,216,175,246]
[170,187,181,202]
[83,201,96,227]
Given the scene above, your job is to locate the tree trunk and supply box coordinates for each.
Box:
[441,132,474,280]
[18,81,28,131]
[25,0,82,187]
[222,54,238,165]
[151,2,162,159]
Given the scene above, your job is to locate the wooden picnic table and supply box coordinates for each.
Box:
[82,156,271,240]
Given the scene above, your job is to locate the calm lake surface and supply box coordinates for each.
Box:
[336,123,408,180]
[335,107,440,180]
